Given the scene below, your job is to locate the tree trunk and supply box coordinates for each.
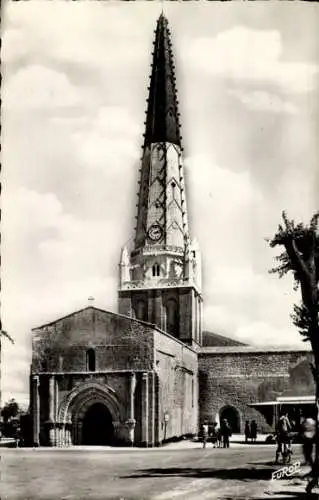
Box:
[314,376,319,479]
[305,363,319,493]
[310,329,319,482]
[313,365,319,477]
[309,350,319,492]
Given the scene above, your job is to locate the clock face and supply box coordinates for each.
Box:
[148,224,163,242]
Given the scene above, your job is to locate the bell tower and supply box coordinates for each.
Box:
[118,14,203,348]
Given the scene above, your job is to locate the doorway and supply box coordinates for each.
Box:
[220,405,241,433]
[81,402,114,445]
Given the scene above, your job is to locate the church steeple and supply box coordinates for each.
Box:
[144,14,181,148]
[135,14,189,251]
[118,15,203,348]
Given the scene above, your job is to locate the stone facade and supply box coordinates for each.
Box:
[154,329,198,443]
[199,347,314,433]
[31,307,197,447]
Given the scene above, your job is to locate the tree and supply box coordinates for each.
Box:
[1,398,19,422]
[269,211,319,492]
[0,323,15,412]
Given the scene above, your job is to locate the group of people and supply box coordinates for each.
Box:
[201,418,232,449]
[274,411,317,494]
[201,411,317,468]
[275,411,316,465]
[201,410,318,494]
[244,420,258,443]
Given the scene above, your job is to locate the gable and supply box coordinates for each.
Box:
[31,307,156,373]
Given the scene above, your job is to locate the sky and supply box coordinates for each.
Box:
[1,1,319,405]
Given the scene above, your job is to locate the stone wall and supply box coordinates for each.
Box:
[154,329,198,443]
[32,307,155,373]
[119,286,202,348]
[31,306,199,447]
[39,371,130,446]
[199,347,314,433]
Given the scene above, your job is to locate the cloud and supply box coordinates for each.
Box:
[72,106,142,170]
[229,89,297,115]
[2,3,150,70]
[3,65,81,110]
[185,154,264,268]
[203,269,304,348]
[186,154,313,348]
[186,154,262,207]
[2,186,122,404]
[2,187,120,319]
[1,27,32,63]
[235,322,304,347]
[186,26,319,93]
[1,340,32,406]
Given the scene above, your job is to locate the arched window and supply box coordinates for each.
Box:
[166,299,179,336]
[152,263,161,277]
[58,356,64,372]
[86,348,96,372]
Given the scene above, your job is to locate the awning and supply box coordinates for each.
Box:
[248,396,316,427]
[248,401,279,407]
[248,396,315,408]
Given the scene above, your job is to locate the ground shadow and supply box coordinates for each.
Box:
[252,494,318,500]
[122,466,275,481]
[279,493,318,498]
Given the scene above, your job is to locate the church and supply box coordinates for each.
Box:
[30,14,313,447]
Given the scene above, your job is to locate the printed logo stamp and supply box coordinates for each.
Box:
[271,461,301,480]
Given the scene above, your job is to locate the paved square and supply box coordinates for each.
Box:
[1,443,313,500]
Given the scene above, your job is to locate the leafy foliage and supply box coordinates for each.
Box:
[269,211,319,342]
[1,398,19,422]
[269,211,319,486]
[291,303,314,341]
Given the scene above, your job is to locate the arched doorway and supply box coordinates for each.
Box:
[220,405,241,433]
[82,403,114,445]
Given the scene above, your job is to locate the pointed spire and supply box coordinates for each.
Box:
[120,246,130,266]
[119,246,130,286]
[143,14,181,148]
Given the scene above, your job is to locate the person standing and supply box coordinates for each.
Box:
[201,420,209,449]
[245,420,250,443]
[251,420,258,443]
[275,412,292,464]
[216,425,222,448]
[210,422,218,448]
[221,418,231,448]
[300,415,316,468]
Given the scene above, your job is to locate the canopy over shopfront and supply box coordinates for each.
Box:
[248,396,316,428]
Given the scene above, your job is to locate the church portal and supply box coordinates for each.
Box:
[82,402,114,446]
